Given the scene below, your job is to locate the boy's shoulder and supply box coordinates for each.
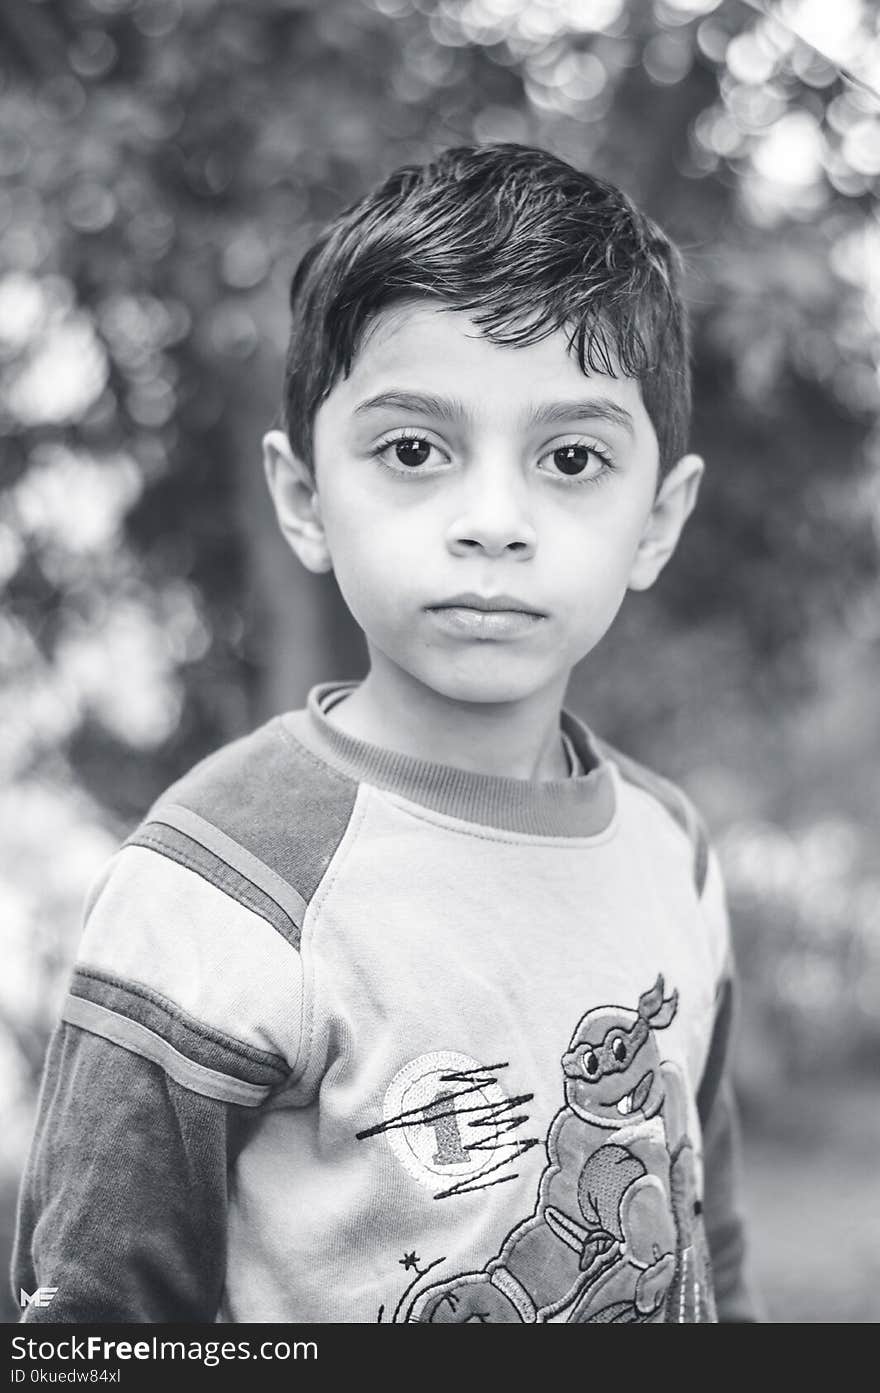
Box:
[124,708,360,936]
[589,734,730,984]
[591,733,711,898]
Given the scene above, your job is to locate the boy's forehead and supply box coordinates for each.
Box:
[323,298,652,435]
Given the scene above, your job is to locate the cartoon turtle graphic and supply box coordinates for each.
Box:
[409,976,715,1323]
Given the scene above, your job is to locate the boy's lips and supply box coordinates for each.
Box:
[425,594,547,640]
[427,593,547,616]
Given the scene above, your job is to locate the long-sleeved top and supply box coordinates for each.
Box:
[13,680,757,1323]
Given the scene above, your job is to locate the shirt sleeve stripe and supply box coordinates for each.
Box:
[70,967,289,1086]
[147,803,309,931]
[61,995,273,1107]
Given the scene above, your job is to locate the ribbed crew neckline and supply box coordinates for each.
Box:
[279,681,617,839]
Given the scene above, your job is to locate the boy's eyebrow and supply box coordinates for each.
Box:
[353,390,634,436]
[353,390,468,420]
[524,398,635,436]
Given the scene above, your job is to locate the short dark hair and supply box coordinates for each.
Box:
[282,143,691,478]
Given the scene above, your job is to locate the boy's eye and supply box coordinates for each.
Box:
[373,433,445,472]
[555,445,592,476]
[611,1037,627,1064]
[541,443,612,480]
[391,437,433,468]
[583,1050,599,1077]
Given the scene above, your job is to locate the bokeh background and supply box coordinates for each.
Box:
[2,0,880,1323]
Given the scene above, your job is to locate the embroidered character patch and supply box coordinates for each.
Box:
[403,976,716,1323]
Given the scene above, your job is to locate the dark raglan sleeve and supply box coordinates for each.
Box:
[696,847,763,1323]
[12,1025,259,1323]
[11,831,303,1324]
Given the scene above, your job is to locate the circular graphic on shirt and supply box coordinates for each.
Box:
[382,1051,512,1193]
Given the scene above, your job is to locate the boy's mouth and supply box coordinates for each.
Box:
[431,592,546,615]
[426,594,547,640]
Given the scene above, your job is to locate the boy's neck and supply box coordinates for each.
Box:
[323,655,572,782]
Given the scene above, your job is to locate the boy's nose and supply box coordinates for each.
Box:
[445,461,537,559]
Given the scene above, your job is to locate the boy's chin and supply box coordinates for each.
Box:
[409,656,569,709]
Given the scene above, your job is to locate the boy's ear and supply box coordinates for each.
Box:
[628,453,704,592]
[262,429,333,574]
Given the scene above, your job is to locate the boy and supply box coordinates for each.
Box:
[13,144,757,1323]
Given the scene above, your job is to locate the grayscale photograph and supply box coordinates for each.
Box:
[2,0,879,1345]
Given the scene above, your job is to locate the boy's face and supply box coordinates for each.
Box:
[266,300,702,708]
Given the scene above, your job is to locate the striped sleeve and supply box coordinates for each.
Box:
[12,812,305,1323]
[13,1023,251,1323]
[12,718,360,1323]
[68,812,307,1094]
